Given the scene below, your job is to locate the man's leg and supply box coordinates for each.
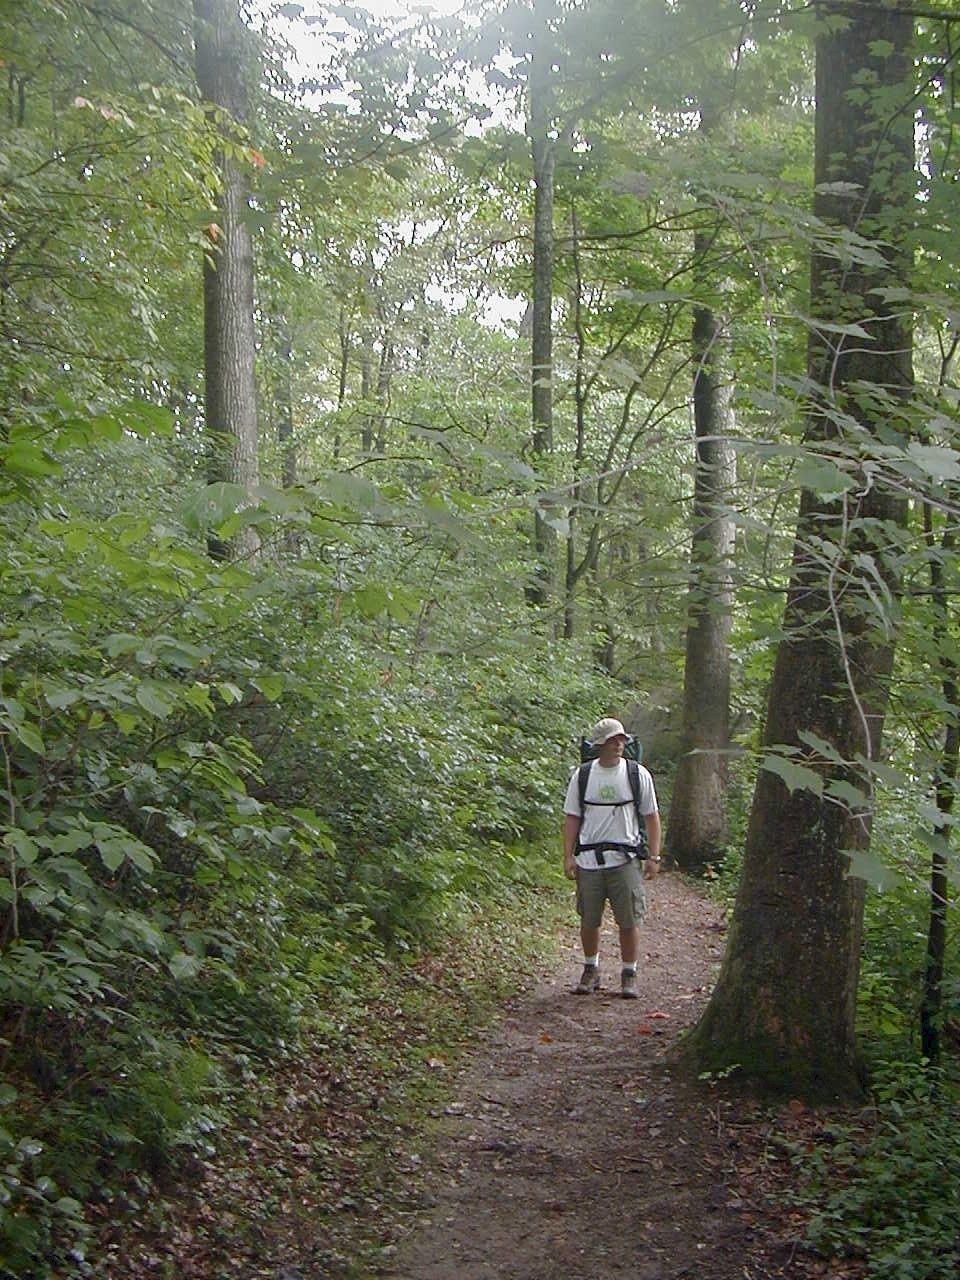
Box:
[581,923,601,959]
[608,861,645,998]
[574,874,603,993]
[618,924,640,965]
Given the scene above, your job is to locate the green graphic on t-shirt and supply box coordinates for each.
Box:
[598,783,618,801]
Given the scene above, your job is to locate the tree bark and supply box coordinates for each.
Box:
[526,0,555,606]
[681,0,915,1098]
[274,312,296,491]
[564,201,587,640]
[921,514,957,1064]
[193,0,260,562]
[667,218,737,872]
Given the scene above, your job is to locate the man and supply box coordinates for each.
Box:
[563,717,662,999]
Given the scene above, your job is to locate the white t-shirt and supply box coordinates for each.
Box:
[563,759,658,871]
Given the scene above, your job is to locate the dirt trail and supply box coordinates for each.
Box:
[382,873,809,1280]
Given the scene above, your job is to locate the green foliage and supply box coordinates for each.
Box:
[0,403,622,1275]
[791,1064,960,1280]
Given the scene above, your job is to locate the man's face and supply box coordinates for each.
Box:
[598,733,627,760]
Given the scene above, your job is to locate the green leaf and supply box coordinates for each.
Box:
[905,441,960,482]
[168,950,203,980]
[181,483,250,532]
[44,684,82,711]
[135,682,175,719]
[761,754,824,797]
[112,710,141,734]
[4,829,39,865]
[3,443,62,477]
[98,843,125,873]
[796,730,846,764]
[617,288,687,305]
[125,843,155,873]
[347,584,390,618]
[825,778,870,809]
[89,413,124,442]
[217,682,244,704]
[252,674,284,701]
[844,849,901,890]
[319,472,382,512]
[118,401,175,438]
[105,633,142,658]
[856,757,906,789]
[794,458,853,496]
[13,722,45,754]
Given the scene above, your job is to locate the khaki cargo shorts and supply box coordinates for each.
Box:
[575,858,646,930]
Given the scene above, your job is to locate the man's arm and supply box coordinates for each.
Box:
[644,810,662,877]
[563,813,580,880]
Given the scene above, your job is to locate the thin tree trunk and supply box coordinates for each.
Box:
[333,306,349,460]
[274,313,296,491]
[526,0,555,606]
[667,213,737,872]
[921,513,957,1063]
[375,339,393,454]
[565,201,587,639]
[360,347,373,454]
[193,0,260,562]
[682,0,915,1098]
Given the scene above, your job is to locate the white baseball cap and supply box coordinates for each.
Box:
[591,717,630,745]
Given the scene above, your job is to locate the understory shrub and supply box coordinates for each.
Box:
[791,1062,960,1280]
[0,432,629,1277]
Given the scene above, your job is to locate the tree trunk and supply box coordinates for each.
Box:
[565,201,587,640]
[334,306,349,460]
[193,0,260,562]
[526,0,555,606]
[681,0,914,1098]
[667,219,736,872]
[360,347,373,454]
[375,338,394,454]
[921,514,957,1064]
[274,312,296,491]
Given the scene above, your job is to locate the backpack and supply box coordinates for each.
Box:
[574,736,649,865]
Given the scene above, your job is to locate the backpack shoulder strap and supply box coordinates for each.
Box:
[576,760,593,815]
[626,758,641,806]
[627,759,649,853]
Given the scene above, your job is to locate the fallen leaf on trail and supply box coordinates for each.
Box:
[787,1098,806,1117]
[539,1032,554,1044]
[636,1023,653,1035]
[647,1010,670,1020]
[426,1057,446,1069]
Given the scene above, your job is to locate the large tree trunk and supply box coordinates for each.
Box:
[682,0,914,1099]
[526,0,555,606]
[194,0,260,562]
[667,218,736,872]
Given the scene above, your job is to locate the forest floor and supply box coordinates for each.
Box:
[377,872,858,1280]
[95,873,866,1280]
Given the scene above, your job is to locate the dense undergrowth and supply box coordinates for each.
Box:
[0,423,621,1278]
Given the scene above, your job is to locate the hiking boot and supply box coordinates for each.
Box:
[575,963,601,994]
[621,968,639,999]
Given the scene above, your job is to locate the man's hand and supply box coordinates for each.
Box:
[644,856,662,880]
[563,852,577,880]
